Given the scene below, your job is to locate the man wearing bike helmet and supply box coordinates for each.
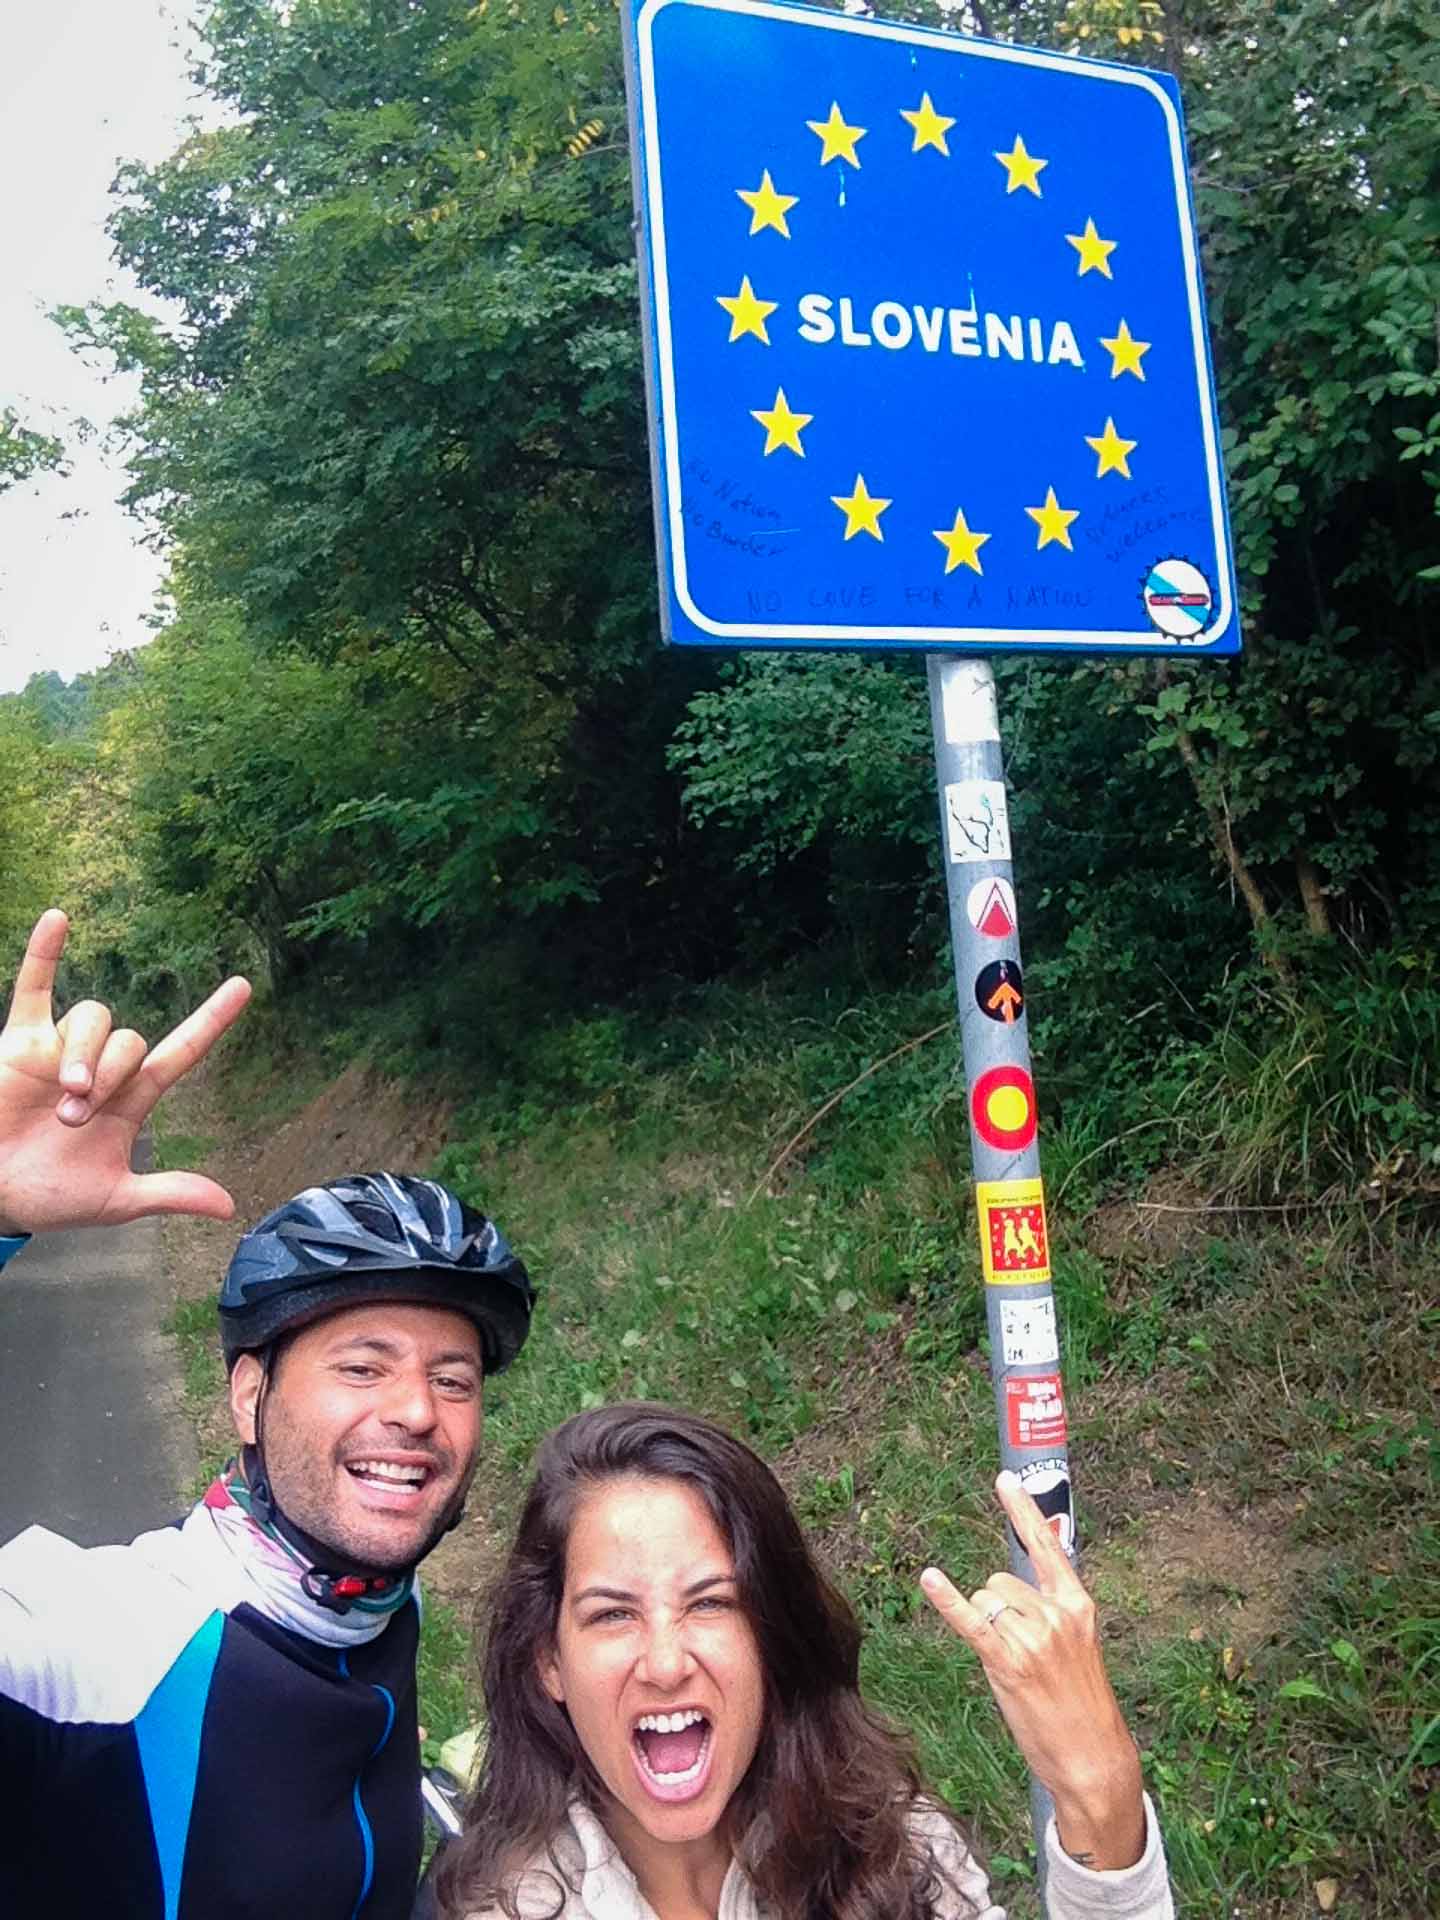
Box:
[0,911,535,1920]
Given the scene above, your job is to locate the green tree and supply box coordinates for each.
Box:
[57,0,735,987]
[0,699,59,960]
[0,409,63,494]
[678,0,1440,984]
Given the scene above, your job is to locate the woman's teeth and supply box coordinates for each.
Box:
[633,1711,712,1784]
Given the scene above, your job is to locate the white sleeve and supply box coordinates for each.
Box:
[913,1794,1174,1920]
[0,1525,219,1722]
[1040,1796,1175,1919]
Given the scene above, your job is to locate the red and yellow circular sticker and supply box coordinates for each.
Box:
[970,1063,1038,1152]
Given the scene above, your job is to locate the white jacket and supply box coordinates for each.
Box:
[466,1795,1175,1919]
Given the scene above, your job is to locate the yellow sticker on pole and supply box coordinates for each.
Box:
[975,1177,1051,1285]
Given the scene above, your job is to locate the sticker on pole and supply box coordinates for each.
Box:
[975,959,1025,1025]
[1016,1456,1074,1554]
[999,1296,1059,1366]
[940,667,1000,745]
[966,876,1017,940]
[977,1175,1050,1281]
[1006,1374,1067,1448]
[971,1067,1038,1154]
[1143,558,1213,638]
[945,781,1011,864]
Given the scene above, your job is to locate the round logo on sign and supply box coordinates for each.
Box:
[1143,559,1213,639]
[975,959,1024,1025]
[1016,1456,1074,1555]
[971,1064,1038,1152]
[965,875,1017,940]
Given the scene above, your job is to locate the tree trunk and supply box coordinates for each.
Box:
[1295,851,1333,937]
[1171,724,1295,988]
[1156,0,1186,85]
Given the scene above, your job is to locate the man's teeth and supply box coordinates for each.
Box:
[348,1460,427,1485]
[635,1709,706,1733]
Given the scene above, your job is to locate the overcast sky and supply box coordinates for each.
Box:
[0,0,211,696]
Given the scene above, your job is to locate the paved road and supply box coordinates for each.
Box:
[0,1175,197,1548]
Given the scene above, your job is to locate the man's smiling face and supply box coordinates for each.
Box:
[231,1300,483,1572]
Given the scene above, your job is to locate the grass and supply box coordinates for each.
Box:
[151,1128,221,1172]
[429,978,1439,1918]
[156,964,1440,1914]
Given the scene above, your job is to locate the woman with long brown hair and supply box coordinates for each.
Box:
[436,1404,1172,1920]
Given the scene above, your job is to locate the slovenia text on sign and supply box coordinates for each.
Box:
[622,0,1239,654]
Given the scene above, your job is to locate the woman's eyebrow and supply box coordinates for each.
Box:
[683,1572,735,1597]
[571,1572,735,1605]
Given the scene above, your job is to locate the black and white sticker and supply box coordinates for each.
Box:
[1016,1456,1074,1556]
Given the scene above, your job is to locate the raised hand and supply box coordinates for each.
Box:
[0,910,252,1234]
[920,1471,1146,1871]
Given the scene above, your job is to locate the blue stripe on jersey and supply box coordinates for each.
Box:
[339,1653,397,1918]
[134,1609,225,1920]
[0,1234,31,1271]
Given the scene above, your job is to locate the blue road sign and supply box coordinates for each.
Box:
[621,0,1240,655]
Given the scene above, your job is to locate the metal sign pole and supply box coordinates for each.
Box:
[926,654,1072,1904]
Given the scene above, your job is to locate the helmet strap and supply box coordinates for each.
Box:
[235,1438,415,1619]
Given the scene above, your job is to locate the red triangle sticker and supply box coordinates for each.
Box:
[977,887,1014,938]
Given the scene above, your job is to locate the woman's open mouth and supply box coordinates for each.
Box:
[631,1708,714,1803]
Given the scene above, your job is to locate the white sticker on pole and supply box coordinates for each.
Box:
[966,875,1018,940]
[945,781,1011,864]
[998,1295,1059,1366]
[941,665,1000,745]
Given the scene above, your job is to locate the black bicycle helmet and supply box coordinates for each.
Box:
[219,1172,534,1375]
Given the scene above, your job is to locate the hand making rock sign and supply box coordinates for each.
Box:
[439,1404,1173,1920]
[921,1469,1147,1873]
[0,908,252,1235]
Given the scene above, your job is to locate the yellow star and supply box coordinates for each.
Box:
[1100,318,1150,380]
[994,134,1047,196]
[933,508,991,575]
[1025,486,1079,551]
[716,275,778,345]
[807,101,867,168]
[1085,416,1137,479]
[831,473,891,542]
[1066,217,1117,278]
[736,169,798,238]
[900,92,955,156]
[750,387,812,457]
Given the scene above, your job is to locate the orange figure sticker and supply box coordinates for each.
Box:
[975,1176,1051,1284]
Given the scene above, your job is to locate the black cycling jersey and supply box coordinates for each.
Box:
[0,1506,423,1919]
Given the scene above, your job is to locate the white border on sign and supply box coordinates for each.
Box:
[635,0,1234,649]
